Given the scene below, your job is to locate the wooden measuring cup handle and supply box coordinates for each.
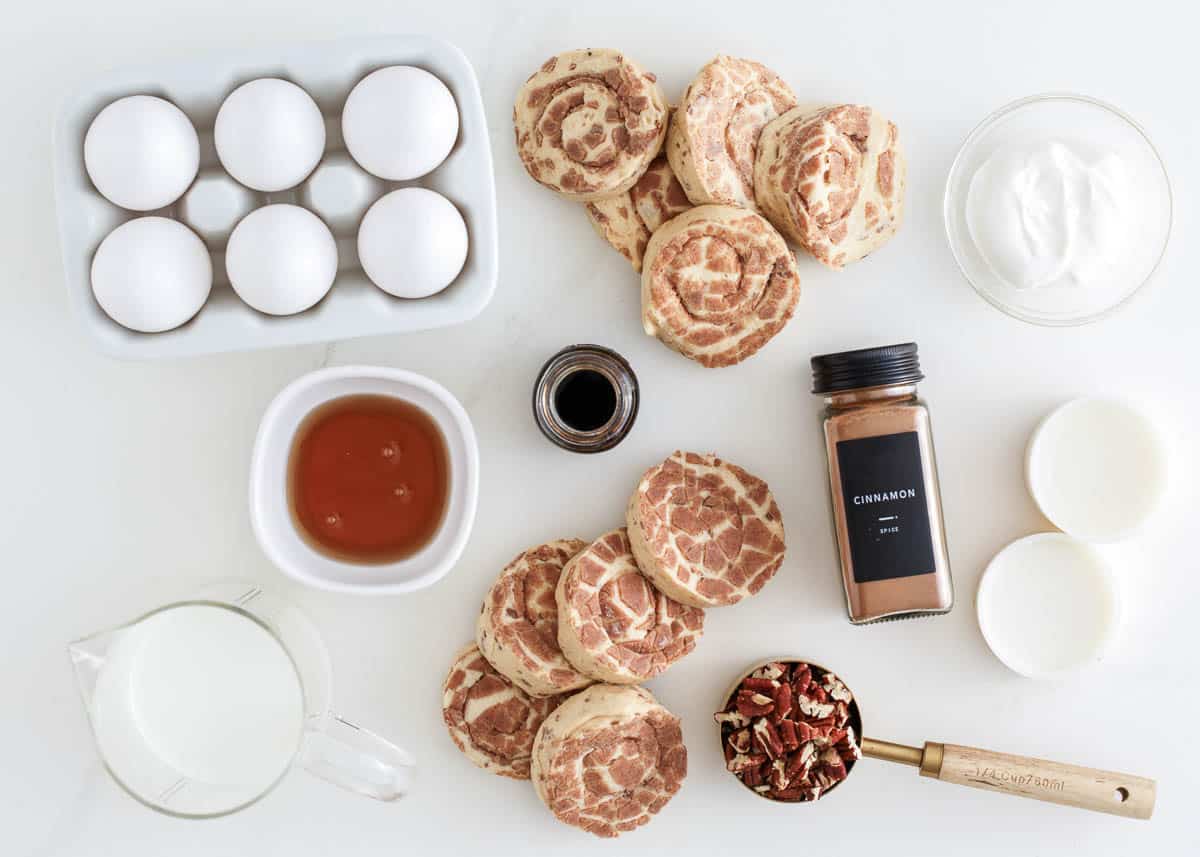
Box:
[926,742,1155,819]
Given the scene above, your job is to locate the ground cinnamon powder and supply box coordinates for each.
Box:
[812,345,953,624]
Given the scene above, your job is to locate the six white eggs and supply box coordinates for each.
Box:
[82,68,468,334]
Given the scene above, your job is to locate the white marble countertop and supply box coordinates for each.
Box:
[4,1,1198,854]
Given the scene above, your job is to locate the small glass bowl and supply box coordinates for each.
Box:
[944,93,1172,326]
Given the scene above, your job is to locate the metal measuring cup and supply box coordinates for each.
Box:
[718,657,1155,819]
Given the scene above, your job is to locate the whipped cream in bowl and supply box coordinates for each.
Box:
[945,94,1171,325]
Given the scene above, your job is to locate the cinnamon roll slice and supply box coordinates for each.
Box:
[532,684,687,838]
[556,528,704,684]
[668,55,797,210]
[584,154,692,272]
[476,539,593,698]
[641,204,800,367]
[627,450,787,608]
[754,104,906,269]
[441,643,562,779]
[514,49,669,202]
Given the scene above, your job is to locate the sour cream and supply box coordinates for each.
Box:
[966,140,1131,291]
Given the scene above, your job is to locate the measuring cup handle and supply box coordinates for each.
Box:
[928,742,1155,819]
[299,712,414,801]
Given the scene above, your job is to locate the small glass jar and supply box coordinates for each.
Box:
[811,343,953,624]
[532,345,639,453]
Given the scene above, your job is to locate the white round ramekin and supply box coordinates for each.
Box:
[250,365,478,594]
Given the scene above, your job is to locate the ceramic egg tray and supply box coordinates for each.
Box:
[52,36,497,360]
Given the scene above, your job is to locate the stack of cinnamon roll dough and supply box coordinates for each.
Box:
[442,450,786,838]
[513,49,907,368]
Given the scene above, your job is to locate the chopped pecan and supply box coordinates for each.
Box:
[824,673,853,702]
[796,694,835,719]
[769,758,790,792]
[771,681,793,722]
[751,662,787,681]
[714,710,750,728]
[735,689,775,717]
[742,677,779,694]
[837,726,862,762]
[778,718,799,751]
[791,665,812,693]
[727,752,768,773]
[742,763,766,787]
[752,718,785,759]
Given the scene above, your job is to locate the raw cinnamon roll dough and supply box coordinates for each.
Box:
[441,643,562,779]
[668,55,797,210]
[641,204,801,367]
[627,450,787,608]
[584,154,692,272]
[531,684,687,838]
[476,539,593,697]
[514,49,669,202]
[556,528,704,684]
[754,104,906,269]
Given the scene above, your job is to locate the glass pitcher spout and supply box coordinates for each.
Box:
[69,627,119,714]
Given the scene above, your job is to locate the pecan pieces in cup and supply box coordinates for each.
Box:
[716,660,862,802]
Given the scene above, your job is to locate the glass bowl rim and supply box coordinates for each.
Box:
[942,91,1174,327]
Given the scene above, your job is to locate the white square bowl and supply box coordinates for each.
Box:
[52,35,498,360]
[249,366,479,594]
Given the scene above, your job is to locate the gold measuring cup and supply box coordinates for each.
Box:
[719,658,1155,819]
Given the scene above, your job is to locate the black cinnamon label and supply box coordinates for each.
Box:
[836,431,935,583]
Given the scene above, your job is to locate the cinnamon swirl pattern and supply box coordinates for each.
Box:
[476,539,593,698]
[531,684,687,838]
[754,104,906,269]
[668,55,797,210]
[584,154,692,272]
[442,644,562,779]
[556,528,704,684]
[514,49,669,202]
[641,204,800,367]
[627,451,787,608]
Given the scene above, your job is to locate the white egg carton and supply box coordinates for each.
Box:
[52,35,497,360]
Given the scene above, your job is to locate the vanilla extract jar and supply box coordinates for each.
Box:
[811,343,953,624]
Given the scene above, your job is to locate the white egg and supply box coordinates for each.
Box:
[215,79,326,192]
[84,96,199,211]
[342,66,459,181]
[91,217,212,332]
[225,204,337,315]
[358,188,468,299]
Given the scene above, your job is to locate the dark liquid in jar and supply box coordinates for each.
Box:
[553,369,616,432]
[288,394,449,564]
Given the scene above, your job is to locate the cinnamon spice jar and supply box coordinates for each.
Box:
[811,343,953,624]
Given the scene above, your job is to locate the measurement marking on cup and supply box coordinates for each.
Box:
[158,777,188,804]
[234,587,263,607]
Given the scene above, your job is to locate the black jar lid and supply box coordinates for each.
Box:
[810,343,924,394]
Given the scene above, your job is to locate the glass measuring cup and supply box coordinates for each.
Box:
[68,581,413,818]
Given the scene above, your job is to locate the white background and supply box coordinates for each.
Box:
[3,1,1197,854]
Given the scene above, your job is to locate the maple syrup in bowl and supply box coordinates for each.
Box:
[288,395,449,564]
[250,366,478,594]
